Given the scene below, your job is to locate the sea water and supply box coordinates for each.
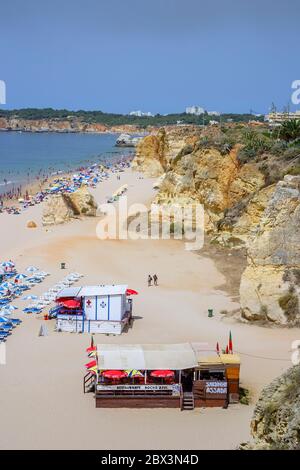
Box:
[0,131,133,194]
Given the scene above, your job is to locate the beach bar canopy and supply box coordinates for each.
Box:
[96,343,198,371]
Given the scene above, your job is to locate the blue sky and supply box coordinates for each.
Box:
[0,0,299,114]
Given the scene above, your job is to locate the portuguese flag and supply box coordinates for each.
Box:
[229,331,233,353]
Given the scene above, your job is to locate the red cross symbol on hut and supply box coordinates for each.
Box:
[86,299,92,307]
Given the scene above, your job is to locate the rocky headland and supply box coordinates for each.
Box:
[0,116,140,134]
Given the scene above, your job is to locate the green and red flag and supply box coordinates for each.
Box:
[229,331,233,353]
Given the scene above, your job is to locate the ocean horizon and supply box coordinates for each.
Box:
[0,131,133,194]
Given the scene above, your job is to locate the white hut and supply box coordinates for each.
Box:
[55,284,132,335]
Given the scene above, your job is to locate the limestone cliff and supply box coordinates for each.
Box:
[0,117,109,133]
[241,365,300,449]
[132,127,198,177]
[240,175,300,324]
[155,143,265,232]
[42,187,97,226]
[0,117,142,134]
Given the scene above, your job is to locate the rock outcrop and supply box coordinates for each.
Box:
[241,365,300,449]
[132,127,198,178]
[240,175,300,324]
[42,187,98,226]
[26,220,37,228]
[155,144,265,232]
[131,128,170,177]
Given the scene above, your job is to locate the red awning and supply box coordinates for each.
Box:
[126,289,138,296]
[150,370,174,378]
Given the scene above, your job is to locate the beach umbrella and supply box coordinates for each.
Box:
[15,274,27,281]
[150,370,174,379]
[102,370,126,380]
[85,360,97,370]
[60,299,81,309]
[1,282,14,289]
[125,369,144,378]
[126,289,138,296]
[22,295,38,300]
[86,365,97,374]
[0,309,11,317]
[26,266,38,273]
[0,316,10,323]
[87,350,97,358]
[216,342,220,354]
[225,345,229,354]
[1,261,15,268]
[4,305,18,311]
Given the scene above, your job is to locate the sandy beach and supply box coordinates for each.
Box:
[0,167,299,450]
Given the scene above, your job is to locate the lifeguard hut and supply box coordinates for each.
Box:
[54,284,133,335]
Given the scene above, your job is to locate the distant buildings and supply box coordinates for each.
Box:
[185,106,221,117]
[185,105,205,115]
[265,111,300,123]
[129,110,154,117]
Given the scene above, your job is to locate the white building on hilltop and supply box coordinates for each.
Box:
[185,105,205,115]
[129,110,154,117]
[265,111,300,123]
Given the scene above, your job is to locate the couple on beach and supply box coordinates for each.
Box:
[148,274,158,287]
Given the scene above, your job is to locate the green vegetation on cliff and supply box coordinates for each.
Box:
[0,108,263,127]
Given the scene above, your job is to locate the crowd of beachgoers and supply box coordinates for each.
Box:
[0,154,133,215]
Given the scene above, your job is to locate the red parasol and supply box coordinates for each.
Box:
[85,360,97,369]
[126,289,138,296]
[61,299,81,309]
[86,345,96,353]
[216,342,220,354]
[102,370,127,379]
[150,370,174,378]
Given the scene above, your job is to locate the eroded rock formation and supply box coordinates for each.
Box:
[155,143,265,233]
[241,365,300,449]
[42,187,98,226]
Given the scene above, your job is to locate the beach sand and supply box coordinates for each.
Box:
[0,168,298,450]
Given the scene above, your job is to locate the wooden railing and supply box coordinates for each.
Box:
[83,371,95,394]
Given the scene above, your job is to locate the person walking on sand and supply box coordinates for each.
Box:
[148,274,153,287]
[153,274,158,286]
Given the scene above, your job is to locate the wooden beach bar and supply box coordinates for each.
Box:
[84,342,240,410]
